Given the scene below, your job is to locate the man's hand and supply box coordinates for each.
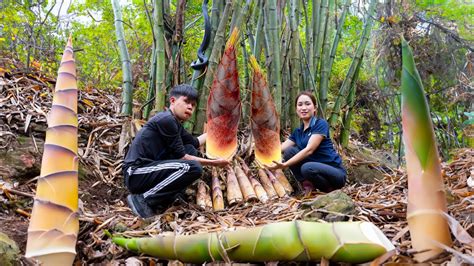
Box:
[264,160,286,170]
[211,158,230,167]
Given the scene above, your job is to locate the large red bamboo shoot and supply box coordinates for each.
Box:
[249,56,282,167]
[206,28,241,160]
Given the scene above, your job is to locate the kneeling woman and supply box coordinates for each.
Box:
[266,91,346,193]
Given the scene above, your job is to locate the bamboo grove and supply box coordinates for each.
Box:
[110,0,381,142]
[2,1,471,156]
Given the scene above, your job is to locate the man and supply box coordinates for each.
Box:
[123,84,229,218]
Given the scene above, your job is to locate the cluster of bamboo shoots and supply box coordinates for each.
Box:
[196,158,293,211]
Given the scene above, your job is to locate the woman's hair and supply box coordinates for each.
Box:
[295,91,317,108]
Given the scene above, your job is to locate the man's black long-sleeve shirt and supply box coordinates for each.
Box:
[124,110,199,166]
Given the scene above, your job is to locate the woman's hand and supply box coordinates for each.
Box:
[264,160,286,170]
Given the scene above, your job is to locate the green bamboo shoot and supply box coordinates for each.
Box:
[113,221,395,263]
[401,37,452,262]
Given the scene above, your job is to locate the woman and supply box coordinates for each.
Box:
[266,91,346,193]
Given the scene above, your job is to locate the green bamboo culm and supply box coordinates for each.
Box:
[113,221,394,263]
[111,0,133,116]
[153,0,167,113]
[328,0,376,128]
[193,1,232,135]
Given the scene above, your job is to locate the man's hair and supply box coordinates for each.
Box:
[169,84,198,102]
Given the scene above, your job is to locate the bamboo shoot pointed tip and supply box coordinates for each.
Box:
[226,27,240,48]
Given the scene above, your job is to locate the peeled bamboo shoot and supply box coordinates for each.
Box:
[234,165,257,202]
[211,168,225,211]
[257,169,278,200]
[113,220,395,263]
[266,169,287,197]
[197,180,212,210]
[226,167,243,205]
[274,169,293,193]
[249,176,268,203]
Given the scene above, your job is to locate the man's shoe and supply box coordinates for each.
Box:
[127,194,155,218]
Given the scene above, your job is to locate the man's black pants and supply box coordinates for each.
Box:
[123,144,203,210]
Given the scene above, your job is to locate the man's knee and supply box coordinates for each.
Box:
[187,160,203,176]
[283,146,300,161]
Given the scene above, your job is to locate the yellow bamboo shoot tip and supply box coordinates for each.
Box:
[249,55,262,74]
[226,27,240,48]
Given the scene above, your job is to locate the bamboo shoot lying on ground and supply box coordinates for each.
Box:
[211,168,224,211]
[249,175,268,203]
[113,220,395,263]
[266,169,287,198]
[206,28,241,160]
[26,37,79,265]
[196,180,212,210]
[274,169,293,193]
[226,167,243,205]
[236,157,251,176]
[234,165,257,202]
[401,37,452,262]
[257,169,278,200]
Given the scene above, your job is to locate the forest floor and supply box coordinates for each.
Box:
[0,58,472,265]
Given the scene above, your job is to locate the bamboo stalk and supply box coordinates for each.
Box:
[113,220,395,263]
[194,1,232,134]
[274,169,293,193]
[211,168,224,211]
[289,0,301,129]
[152,0,167,112]
[111,0,133,115]
[264,0,282,115]
[234,165,257,202]
[328,0,376,128]
[265,169,287,197]
[257,169,278,200]
[318,0,334,113]
[226,167,243,205]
